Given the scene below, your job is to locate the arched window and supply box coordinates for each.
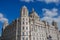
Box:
[23,8,25,16]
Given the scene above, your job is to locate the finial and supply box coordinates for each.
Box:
[23,5,27,8]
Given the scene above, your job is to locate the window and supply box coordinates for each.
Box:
[26,18,28,20]
[26,27,28,30]
[40,38,41,40]
[23,18,24,20]
[26,37,28,40]
[26,22,28,25]
[22,27,24,30]
[37,38,38,40]
[22,32,24,35]
[30,15,32,17]
[32,28,33,31]
[23,21,24,24]
[23,8,25,15]
[42,38,44,40]
[22,37,24,40]
[33,37,35,40]
[26,32,28,35]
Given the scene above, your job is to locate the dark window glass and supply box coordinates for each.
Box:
[23,27,24,30]
[26,22,28,25]
[22,37,24,40]
[23,22,24,24]
[23,32,24,35]
[26,27,28,30]
[26,37,28,40]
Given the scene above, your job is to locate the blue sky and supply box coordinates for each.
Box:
[0,0,60,36]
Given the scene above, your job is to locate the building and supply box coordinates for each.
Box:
[0,36,1,40]
[2,6,59,40]
[59,31,60,40]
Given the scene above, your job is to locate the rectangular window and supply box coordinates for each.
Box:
[26,32,28,35]
[40,38,41,40]
[26,27,28,30]
[26,37,28,40]
[23,21,24,24]
[22,32,24,35]
[23,18,24,20]
[23,18,24,24]
[22,37,24,40]
[23,8,25,16]
[23,26,24,30]
[26,22,28,25]
[33,37,35,40]
[37,38,38,40]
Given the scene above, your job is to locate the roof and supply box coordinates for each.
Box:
[22,5,27,9]
[30,8,39,17]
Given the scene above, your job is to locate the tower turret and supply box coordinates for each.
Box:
[20,6,28,17]
[20,6,29,40]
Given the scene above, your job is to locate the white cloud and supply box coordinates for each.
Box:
[0,13,8,23]
[41,16,53,23]
[20,0,60,4]
[0,13,3,18]
[20,0,34,2]
[42,8,58,17]
[53,16,60,22]
[37,0,59,4]
[41,8,60,30]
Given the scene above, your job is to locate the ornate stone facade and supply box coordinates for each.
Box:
[59,31,60,40]
[2,6,59,40]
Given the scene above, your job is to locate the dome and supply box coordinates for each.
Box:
[22,5,27,9]
[30,8,39,17]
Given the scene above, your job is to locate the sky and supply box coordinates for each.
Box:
[0,0,60,36]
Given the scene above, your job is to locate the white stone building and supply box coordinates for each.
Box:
[58,31,60,40]
[2,6,59,40]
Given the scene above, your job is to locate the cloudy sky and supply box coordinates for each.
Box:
[0,0,60,36]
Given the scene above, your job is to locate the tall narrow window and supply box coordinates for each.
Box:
[22,37,24,40]
[23,8,25,16]
[37,38,38,40]
[40,38,41,40]
[26,37,28,40]
[23,26,24,30]
[23,21,24,24]
[33,37,35,40]
[26,27,28,30]
[22,32,24,35]
[26,32,28,35]
[23,18,24,24]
